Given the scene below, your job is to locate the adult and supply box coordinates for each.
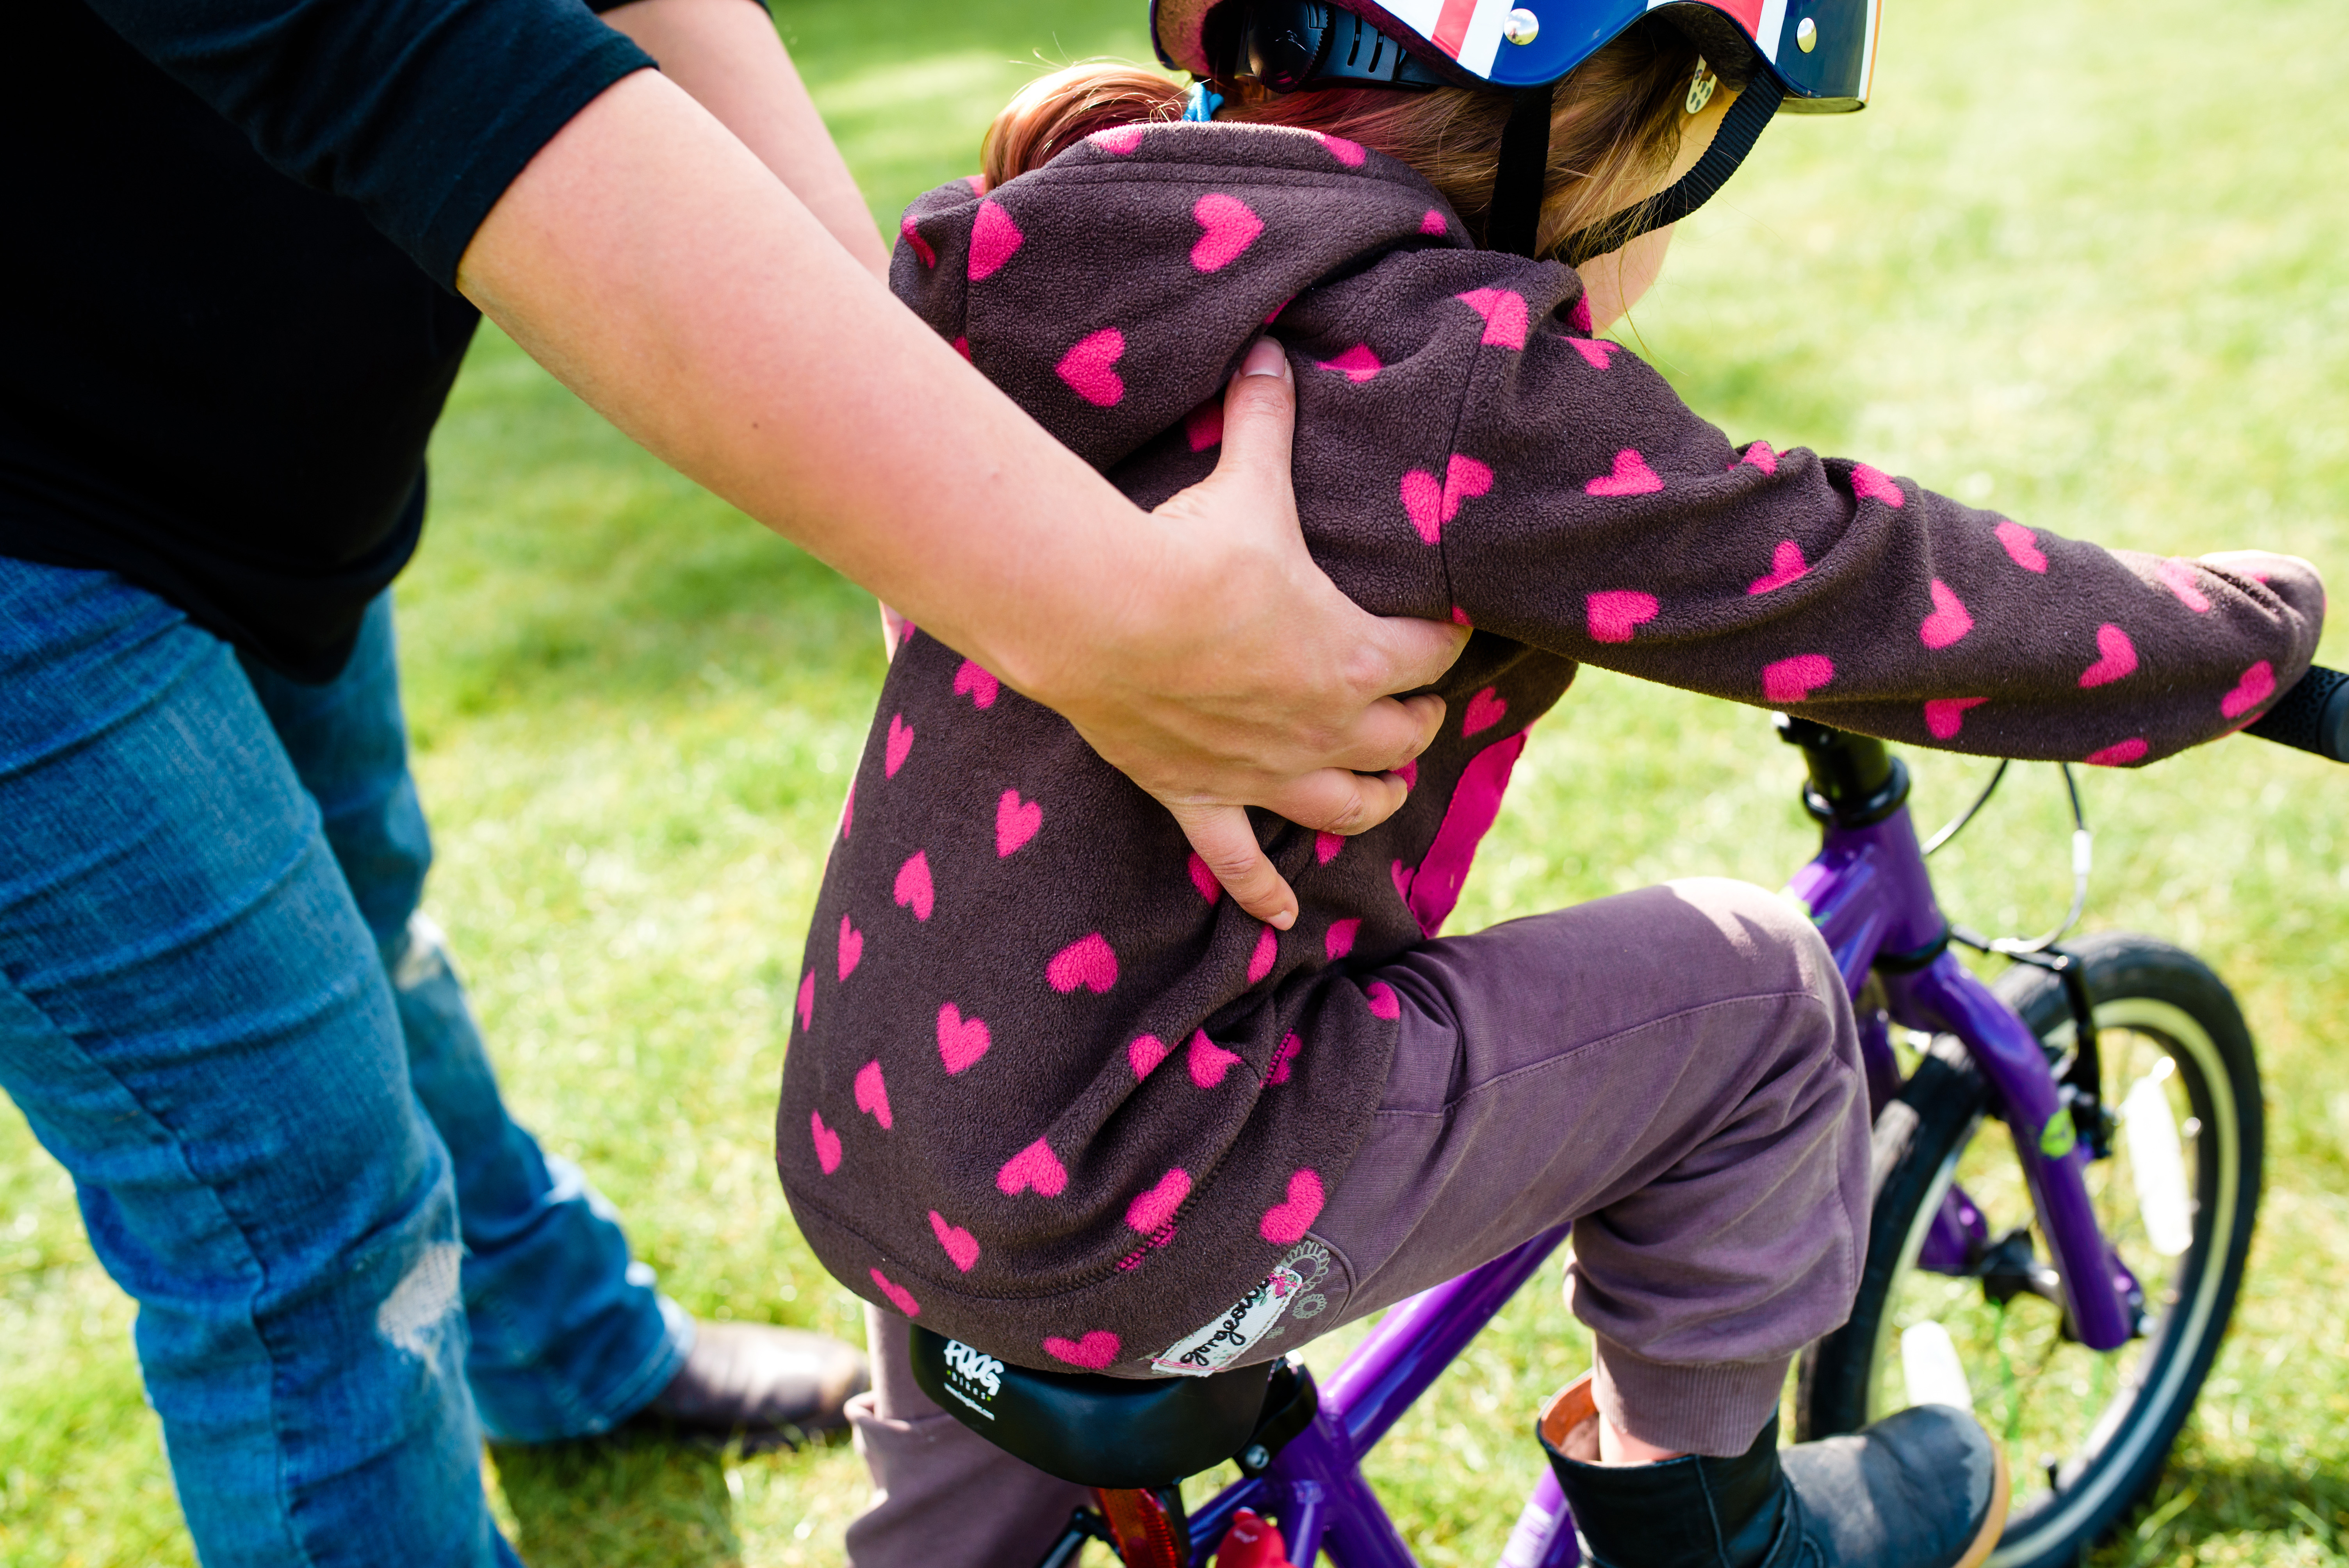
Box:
[0,0,1465,1559]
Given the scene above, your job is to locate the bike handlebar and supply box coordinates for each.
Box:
[2244,664,2349,762]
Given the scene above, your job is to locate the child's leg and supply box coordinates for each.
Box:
[1313,876,1870,1458]
[844,1304,1090,1568]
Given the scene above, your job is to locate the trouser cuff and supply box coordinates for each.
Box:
[1590,1335,1788,1459]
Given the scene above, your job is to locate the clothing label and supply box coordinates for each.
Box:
[1150,1241,1332,1377]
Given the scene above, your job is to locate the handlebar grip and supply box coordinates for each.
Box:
[2244,664,2349,762]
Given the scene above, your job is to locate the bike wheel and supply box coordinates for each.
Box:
[1797,933,2262,1568]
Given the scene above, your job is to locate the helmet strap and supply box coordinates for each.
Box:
[1557,70,1784,266]
[1484,86,1555,258]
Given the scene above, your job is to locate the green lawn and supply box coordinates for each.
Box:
[4,0,2345,1562]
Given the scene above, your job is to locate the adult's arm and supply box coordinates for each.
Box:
[455,66,1465,926]
[84,0,1465,925]
[597,0,890,280]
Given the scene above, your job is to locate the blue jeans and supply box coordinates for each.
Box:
[0,559,689,1565]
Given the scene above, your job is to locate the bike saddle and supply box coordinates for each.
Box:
[908,1325,1281,1488]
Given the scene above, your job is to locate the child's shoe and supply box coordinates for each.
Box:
[1539,1374,2010,1568]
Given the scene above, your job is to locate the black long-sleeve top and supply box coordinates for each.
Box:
[1,0,652,679]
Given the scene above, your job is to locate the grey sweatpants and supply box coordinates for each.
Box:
[843,878,1869,1568]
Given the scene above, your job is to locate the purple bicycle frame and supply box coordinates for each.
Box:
[1171,790,2130,1567]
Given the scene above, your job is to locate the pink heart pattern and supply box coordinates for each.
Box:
[1091,125,1144,155]
[898,214,936,269]
[1246,925,1278,984]
[1191,193,1264,273]
[1763,654,1835,706]
[837,915,863,980]
[929,1210,980,1272]
[1994,521,2048,573]
[1390,859,1413,902]
[869,1266,920,1317]
[997,1138,1068,1197]
[1399,454,1494,545]
[2078,624,2138,688]
[810,1110,841,1174]
[1186,399,1224,452]
[936,1002,991,1074]
[1918,579,1974,649]
[1324,918,1360,961]
[1850,463,1906,508]
[854,1059,892,1130]
[1043,1330,1120,1370]
[1264,1032,1302,1085]
[1420,208,1449,236]
[1462,686,1508,736]
[1126,1168,1191,1234]
[1129,1033,1172,1078]
[1586,590,1659,644]
[1314,831,1343,865]
[1187,1031,1242,1087]
[1739,441,1779,476]
[840,777,855,838]
[1308,131,1365,167]
[2085,738,2149,767]
[1185,852,1220,905]
[968,199,1024,281]
[1455,288,1529,349]
[2158,558,2213,613]
[1748,539,1807,595]
[884,713,914,777]
[1047,932,1119,994]
[796,971,814,1030]
[1055,327,1127,407]
[1364,980,1401,1020]
[2221,660,2275,719]
[1259,1169,1325,1245]
[1586,449,1663,497]
[996,789,1042,857]
[1568,337,1622,371]
[1395,759,1419,788]
[1316,344,1383,383]
[893,850,935,921]
[1924,697,1988,740]
[952,660,1000,708]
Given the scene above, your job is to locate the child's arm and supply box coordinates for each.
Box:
[1429,307,2324,766]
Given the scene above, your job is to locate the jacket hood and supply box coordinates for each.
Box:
[892,122,1492,470]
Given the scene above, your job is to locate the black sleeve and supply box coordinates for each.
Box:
[78,0,658,286]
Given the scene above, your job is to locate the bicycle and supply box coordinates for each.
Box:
[907,666,2349,1568]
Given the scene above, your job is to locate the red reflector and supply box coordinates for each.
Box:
[1094,1487,1189,1568]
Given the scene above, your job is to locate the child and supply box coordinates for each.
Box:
[778,5,2324,1564]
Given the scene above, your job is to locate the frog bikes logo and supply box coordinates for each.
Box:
[943,1339,1004,1402]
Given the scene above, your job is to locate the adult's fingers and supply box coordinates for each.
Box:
[1257,766,1414,839]
[1361,613,1473,705]
[1169,801,1299,929]
[1314,690,1452,787]
[1214,337,1299,496]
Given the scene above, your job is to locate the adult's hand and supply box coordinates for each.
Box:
[458,64,1466,928]
[1058,340,1461,926]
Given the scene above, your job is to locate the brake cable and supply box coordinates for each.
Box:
[1927,761,2092,957]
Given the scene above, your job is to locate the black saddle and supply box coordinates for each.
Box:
[908,1325,1316,1490]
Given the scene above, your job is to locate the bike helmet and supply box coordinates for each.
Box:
[1151,0,1879,260]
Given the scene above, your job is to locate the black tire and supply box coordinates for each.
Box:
[1797,933,2262,1568]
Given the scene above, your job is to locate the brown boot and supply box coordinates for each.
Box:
[633,1321,869,1450]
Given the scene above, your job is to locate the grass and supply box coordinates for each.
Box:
[2,0,2344,1561]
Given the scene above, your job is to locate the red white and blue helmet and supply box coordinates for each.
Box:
[1150,0,1878,258]
[1151,0,1879,109]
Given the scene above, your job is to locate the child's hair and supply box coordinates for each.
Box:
[982,17,1710,263]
